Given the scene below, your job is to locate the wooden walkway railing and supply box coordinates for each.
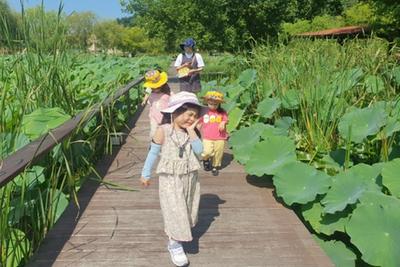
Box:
[25,68,334,266]
[0,78,143,188]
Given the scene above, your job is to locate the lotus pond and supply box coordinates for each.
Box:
[204,38,400,267]
[0,53,169,266]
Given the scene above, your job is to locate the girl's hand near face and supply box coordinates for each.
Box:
[187,118,201,140]
[187,118,200,132]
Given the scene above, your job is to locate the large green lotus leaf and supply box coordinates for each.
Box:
[21,107,71,140]
[358,190,400,207]
[245,136,297,176]
[338,105,387,143]
[280,89,299,110]
[260,77,275,96]
[302,201,349,236]
[221,98,237,113]
[274,116,294,132]
[382,158,400,198]
[240,90,253,106]
[6,228,31,267]
[364,75,384,93]
[256,97,281,119]
[48,189,69,222]
[260,124,287,139]
[273,161,331,205]
[13,166,45,189]
[346,202,400,267]
[0,133,30,159]
[314,237,356,267]
[229,123,271,164]
[225,83,245,99]
[321,164,381,214]
[237,68,257,89]
[227,106,246,132]
[379,115,400,139]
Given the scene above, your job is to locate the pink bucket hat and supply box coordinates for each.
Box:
[161,91,206,114]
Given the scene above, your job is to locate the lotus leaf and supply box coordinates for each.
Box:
[49,189,69,222]
[338,105,387,143]
[13,166,45,189]
[260,78,275,97]
[380,115,400,138]
[274,116,294,132]
[280,89,299,110]
[221,98,237,113]
[382,158,400,198]
[256,97,281,119]
[314,238,356,267]
[245,136,296,176]
[321,164,382,214]
[229,123,267,164]
[224,84,244,99]
[273,161,331,205]
[365,75,384,93]
[21,107,71,140]
[227,107,246,132]
[358,191,400,207]
[260,124,287,139]
[6,228,31,267]
[0,133,29,159]
[302,201,349,236]
[346,202,400,267]
[237,68,257,89]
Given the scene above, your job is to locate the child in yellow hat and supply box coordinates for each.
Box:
[199,91,228,176]
[142,70,171,138]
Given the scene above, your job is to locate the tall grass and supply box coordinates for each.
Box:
[249,38,399,162]
[0,4,144,266]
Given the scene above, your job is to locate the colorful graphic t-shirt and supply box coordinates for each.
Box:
[201,109,228,140]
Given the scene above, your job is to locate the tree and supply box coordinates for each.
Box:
[66,12,97,49]
[369,0,400,40]
[120,0,298,51]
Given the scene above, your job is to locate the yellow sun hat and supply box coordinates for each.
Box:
[143,70,168,89]
[203,91,225,103]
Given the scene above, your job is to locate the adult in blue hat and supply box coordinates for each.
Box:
[174,37,205,93]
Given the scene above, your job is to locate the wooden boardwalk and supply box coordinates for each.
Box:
[28,72,334,267]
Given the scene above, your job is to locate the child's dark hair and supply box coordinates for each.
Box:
[161,103,202,137]
[159,83,171,95]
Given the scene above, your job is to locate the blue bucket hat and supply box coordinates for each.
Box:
[179,38,196,50]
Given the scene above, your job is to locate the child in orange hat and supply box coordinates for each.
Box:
[199,91,228,176]
[142,70,171,138]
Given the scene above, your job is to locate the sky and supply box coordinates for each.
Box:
[8,0,128,19]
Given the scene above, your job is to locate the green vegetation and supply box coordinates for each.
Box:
[0,4,170,266]
[2,0,400,265]
[221,38,400,266]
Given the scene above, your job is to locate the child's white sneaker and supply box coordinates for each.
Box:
[167,240,188,266]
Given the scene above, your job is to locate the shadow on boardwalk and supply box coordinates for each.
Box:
[184,194,225,255]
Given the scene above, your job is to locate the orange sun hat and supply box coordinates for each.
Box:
[203,91,225,103]
[143,70,168,89]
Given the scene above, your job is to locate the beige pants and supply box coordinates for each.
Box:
[202,139,225,167]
